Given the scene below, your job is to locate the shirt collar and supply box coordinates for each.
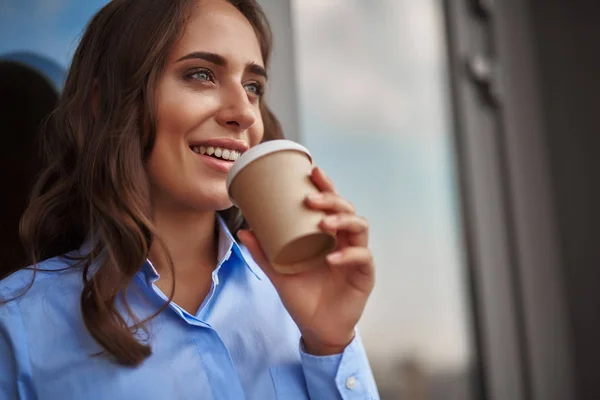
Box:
[140,214,262,281]
[215,214,262,280]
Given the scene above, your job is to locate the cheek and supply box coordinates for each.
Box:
[156,98,201,139]
[252,117,265,146]
[154,78,217,138]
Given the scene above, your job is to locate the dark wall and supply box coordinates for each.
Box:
[527,1,600,398]
[0,62,56,277]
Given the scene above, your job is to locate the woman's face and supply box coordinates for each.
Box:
[147,0,266,213]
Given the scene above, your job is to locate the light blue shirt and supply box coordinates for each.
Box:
[0,216,379,399]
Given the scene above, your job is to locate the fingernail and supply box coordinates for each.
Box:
[327,252,342,263]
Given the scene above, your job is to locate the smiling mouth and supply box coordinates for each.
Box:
[190,145,241,162]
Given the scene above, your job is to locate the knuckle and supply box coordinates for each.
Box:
[358,216,369,229]
[362,250,374,265]
[346,200,356,213]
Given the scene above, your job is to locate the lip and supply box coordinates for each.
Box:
[188,137,249,153]
[196,153,234,173]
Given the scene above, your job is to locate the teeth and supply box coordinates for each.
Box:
[193,145,240,161]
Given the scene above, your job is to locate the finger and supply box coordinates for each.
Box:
[326,247,375,291]
[310,166,337,194]
[305,192,355,215]
[327,247,373,270]
[237,230,280,284]
[320,214,369,246]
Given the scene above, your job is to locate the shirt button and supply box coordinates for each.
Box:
[345,376,357,390]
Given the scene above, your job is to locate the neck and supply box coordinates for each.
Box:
[149,206,218,280]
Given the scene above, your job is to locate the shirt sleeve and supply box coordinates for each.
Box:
[0,291,33,400]
[0,324,19,399]
[299,331,380,400]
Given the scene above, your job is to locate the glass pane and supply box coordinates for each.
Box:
[290,1,476,398]
[0,1,110,67]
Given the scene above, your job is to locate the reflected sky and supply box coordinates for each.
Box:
[291,0,473,372]
[0,0,109,68]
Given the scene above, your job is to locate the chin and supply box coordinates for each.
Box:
[180,178,231,210]
[188,191,233,212]
[215,200,235,212]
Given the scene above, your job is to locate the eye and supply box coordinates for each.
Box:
[244,82,264,97]
[187,68,215,82]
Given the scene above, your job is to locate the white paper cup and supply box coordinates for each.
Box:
[226,140,336,274]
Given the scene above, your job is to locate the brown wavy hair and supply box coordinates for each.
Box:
[17,0,282,366]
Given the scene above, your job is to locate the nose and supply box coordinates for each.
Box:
[215,85,257,132]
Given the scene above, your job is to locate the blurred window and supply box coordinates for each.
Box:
[291,1,477,398]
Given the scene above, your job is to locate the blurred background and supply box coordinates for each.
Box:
[1,0,599,399]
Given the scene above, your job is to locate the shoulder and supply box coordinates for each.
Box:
[0,253,87,354]
[0,254,95,393]
[0,253,85,314]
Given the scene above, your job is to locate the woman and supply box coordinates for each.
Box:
[0,0,379,399]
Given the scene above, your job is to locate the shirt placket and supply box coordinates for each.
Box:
[139,251,245,399]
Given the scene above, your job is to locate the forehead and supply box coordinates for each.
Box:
[171,0,264,67]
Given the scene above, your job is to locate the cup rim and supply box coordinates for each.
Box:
[226,139,312,202]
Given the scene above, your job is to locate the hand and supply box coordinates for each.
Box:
[238,166,375,355]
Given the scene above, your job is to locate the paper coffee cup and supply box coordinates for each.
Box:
[226,140,336,274]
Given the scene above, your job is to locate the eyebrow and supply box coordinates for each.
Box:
[176,51,268,79]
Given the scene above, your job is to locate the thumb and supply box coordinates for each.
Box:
[237,229,281,285]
